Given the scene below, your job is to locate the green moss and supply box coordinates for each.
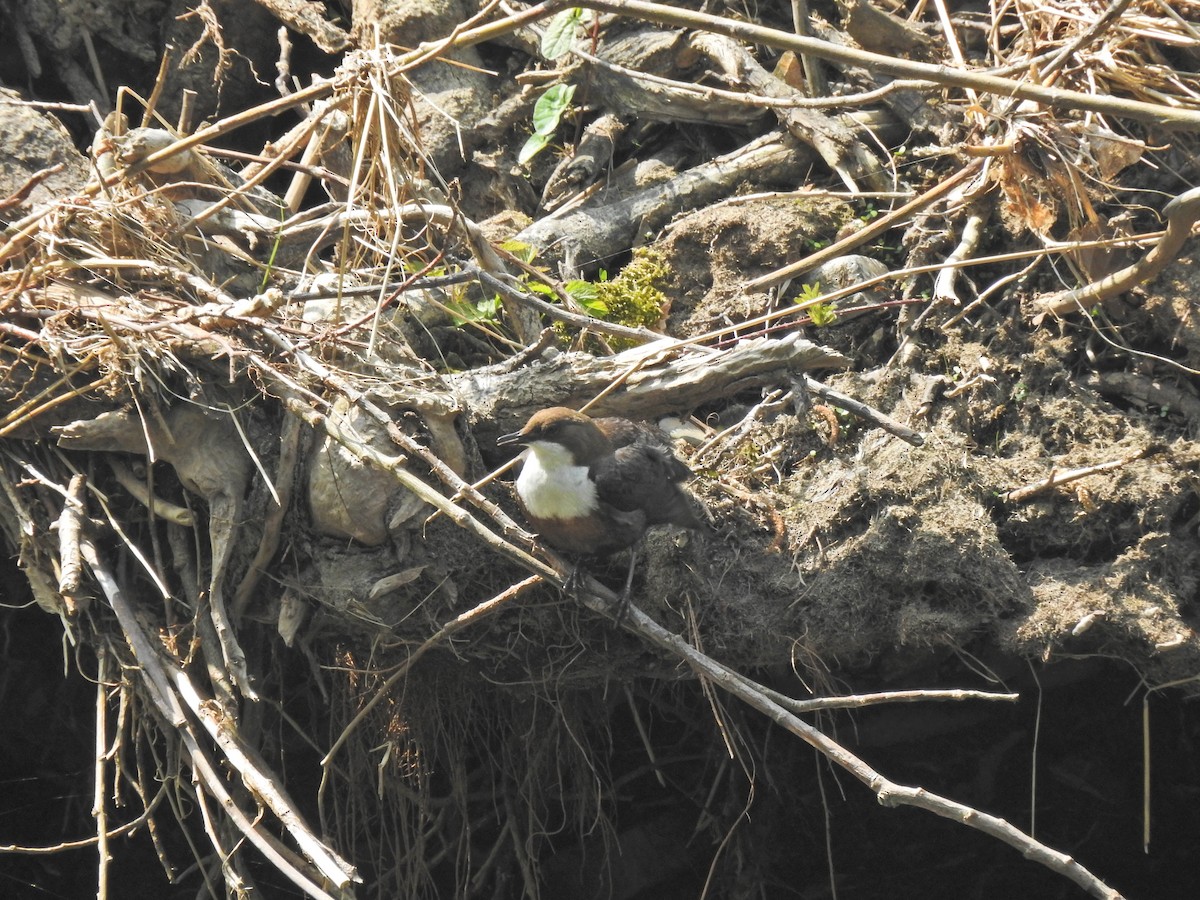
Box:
[595,248,670,345]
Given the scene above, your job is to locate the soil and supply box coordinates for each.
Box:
[651,196,1200,691]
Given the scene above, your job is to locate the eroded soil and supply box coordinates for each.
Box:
[655,196,1200,692]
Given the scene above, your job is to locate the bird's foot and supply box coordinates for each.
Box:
[562,561,587,597]
[611,586,633,626]
[559,554,637,625]
[610,545,640,626]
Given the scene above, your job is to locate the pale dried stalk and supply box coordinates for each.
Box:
[587,587,1126,900]
[93,646,110,900]
[78,536,357,898]
[56,474,88,610]
[932,204,987,305]
[168,666,360,886]
[576,0,1200,127]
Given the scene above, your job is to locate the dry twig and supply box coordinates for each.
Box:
[568,583,1125,900]
[1002,447,1152,503]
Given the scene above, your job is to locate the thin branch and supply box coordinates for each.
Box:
[581,586,1126,900]
[320,575,542,768]
[576,0,1200,127]
[232,411,302,616]
[802,375,926,446]
[1001,447,1151,503]
[56,474,88,612]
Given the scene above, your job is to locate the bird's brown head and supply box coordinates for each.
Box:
[497,407,610,465]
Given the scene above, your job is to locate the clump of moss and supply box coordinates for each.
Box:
[549,248,673,348]
[592,248,671,347]
[598,249,669,327]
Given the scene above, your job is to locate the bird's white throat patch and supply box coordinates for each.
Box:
[516,441,599,519]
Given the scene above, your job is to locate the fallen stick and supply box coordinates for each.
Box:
[1002,447,1151,503]
[1032,186,1200,321]
[579,584,1125,900]
[803,375,926,446]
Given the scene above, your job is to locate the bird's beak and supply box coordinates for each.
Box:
[496,430,526,448]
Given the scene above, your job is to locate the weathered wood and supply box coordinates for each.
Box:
[455,332,850,440]
[516,131,814,273]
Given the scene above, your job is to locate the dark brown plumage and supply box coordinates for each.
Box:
[497,407,701,608]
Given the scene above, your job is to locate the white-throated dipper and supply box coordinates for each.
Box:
[497,407,701,613]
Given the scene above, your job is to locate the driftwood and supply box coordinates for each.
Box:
[1032,185,1200,320]
[690,32,888,191]
[458,332,851,437]
[55,402,259,701]
[582,26,765,126]
[839,0,936,57]
[517,130,813,272]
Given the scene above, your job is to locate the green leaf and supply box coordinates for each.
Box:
[520,83,576,165]
[564,279,598,301]
[499,239,538,264]
[518,132,550,165]
[564,279,607,315]
[531,83,576,136]
[542,8,583,60]
[579,296,609,316]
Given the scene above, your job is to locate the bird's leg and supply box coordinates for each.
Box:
[612,543,641,625]
[562,558,588,596]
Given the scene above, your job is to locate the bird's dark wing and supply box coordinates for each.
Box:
[594,418,693,478]
[590,444,700,528]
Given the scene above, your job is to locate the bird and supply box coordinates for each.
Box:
[497,406,702,616]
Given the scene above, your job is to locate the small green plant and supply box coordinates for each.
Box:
[797,282,822,303]
[793,281,837,326]
[541,8,590,59]
[447,294,501,326]
[525,275,610,317]
[519,83,576,165]
[465,242,671,343]
[808,300,838,327]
